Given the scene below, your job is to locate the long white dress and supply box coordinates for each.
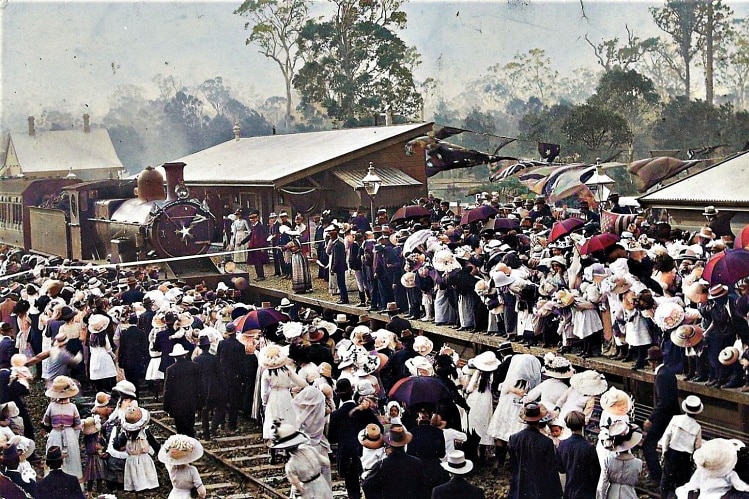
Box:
[465,370,495,446]
[43,401,82,478]
[123,429,159,491]
[261,367,305,439]
[286,444,333,498]
[166,464,203,499]
[487,354,542,441]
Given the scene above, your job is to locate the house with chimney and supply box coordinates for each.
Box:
[1,114,125,180]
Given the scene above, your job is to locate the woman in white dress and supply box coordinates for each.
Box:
[42,376,83,478]
[556,369,609,424]
[487,353,542,466]
[259,344,307,440]
[158,434,207,499]
[524,354,574,416]
[231,209,251,261]
[463,351,499,464]
[87,314,118,392]
[270,422,333,499]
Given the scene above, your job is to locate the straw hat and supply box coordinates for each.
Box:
[93,391,111,409]
[87,314,111,334]
[259,344,289,369]
[719,346,740,365]
[413,336,434,356]
[54,331,69,347]
[682,395,704,415]
[570,370,608,396]
[385,424,412,447]
[334,313,349,324]
[554,289,576,308]
[519,402,548,423]
[472,351,500,372]
[693,438,738,478]
[158,434,204,466]
[83,416,101,435]
[600,387,633,417]
[169,344,190,357]
[670,325,704,348]
[600,420,642,452]
[609,276,632,295]
[318,362,332,378]
[653,302,685,331]
[542,355,575,379]
[400,272,417,289]
[121,406,150,432]
[113,379,138,399]
[270,422,309,449]
[405,356,434,377]
[441,450,474,475]
[45,375,79,399]
[708,284,729,300]
[358,424,385,450]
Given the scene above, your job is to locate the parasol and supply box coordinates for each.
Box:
[234,308,289,331]
[460,205,499,225]
[579,233,620,255]
[737,225,749,250]
[703,248,749,286]
[387,376,454,407]
[403,229,434,255]
[391,205,431,223]
[483,217,520,232]
[549,218,585,243]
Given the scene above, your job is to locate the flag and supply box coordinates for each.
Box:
[600,210,637,235]
[425,142,516,177]
[538,142,561,163]
[489,160,544,182]
[627,157,699,192]
[432,125,465,140]
[687,144,724,159]
[543,164,597,202]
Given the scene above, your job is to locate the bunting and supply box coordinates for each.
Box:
[538,142,561,163]
[600,210,638,235]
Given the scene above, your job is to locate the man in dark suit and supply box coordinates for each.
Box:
[1,444,35,497]
[431,450,484,499]
[556,411,600,499]
[163,343,201,437]
[193,336,223,441]
[328,378,381,499]
[118,314,148,399]
[643,347,680,487]
[0,322,17,369]
[214,323,249,432]
[362,424,426,499]
[119,276,144,305]
[35,446,84,499]
[326,224,349,304]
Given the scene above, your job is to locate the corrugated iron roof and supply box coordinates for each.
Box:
[638,150,749,206]
[332,167,421,188]
[9,129,124,173]
[172,123,432,186]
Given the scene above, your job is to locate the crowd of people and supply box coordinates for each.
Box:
[0,190,748,498]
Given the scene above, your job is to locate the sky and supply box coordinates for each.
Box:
[1,0,748,132]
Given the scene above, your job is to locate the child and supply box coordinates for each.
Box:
[545,418,570,449]
[114,406,160,493]
[82,416,107,497]
[3,401,24,436]
[597,421,643,499]
[158,434,207,498]
[676,438,749,498]
[659,395,703,498]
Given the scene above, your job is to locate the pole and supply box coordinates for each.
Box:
[370,196,376,226]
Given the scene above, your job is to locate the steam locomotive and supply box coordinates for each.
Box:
[0,162,217,263]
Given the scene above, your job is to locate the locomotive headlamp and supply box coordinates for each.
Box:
[175,182,190,200]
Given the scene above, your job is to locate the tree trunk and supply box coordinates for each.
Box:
[706,0,714,105]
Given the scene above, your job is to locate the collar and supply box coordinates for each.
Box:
[654,363,665,375]
[338,399,355,408]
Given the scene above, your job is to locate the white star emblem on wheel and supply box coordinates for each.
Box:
[176,225,193,240]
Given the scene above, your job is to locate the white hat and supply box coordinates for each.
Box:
[681,395,703,415]
[472,351,500,372]
[413,336,434,356]
[158,434,204,466]
[441,450,474,475]
[570,370,608,396]
[270,422,309,449]
[405,356,434,377]
[693,438,738,478]
[169,344,190,357]
[87,314,111,334]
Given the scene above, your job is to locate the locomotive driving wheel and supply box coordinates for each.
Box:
[147,200,215,258]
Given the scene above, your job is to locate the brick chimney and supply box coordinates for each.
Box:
[83,113,90,133]
[233,122,241,141]
[28,116,35,136]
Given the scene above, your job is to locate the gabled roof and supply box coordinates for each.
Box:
[7,129,124,173]
[332,167,421,189]
[173,123,432,187]
[638,150,749,207]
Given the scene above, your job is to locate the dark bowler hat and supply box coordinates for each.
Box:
[335,377,353,395]
[46,445,63,463]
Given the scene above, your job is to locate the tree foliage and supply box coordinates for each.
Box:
[498,48,559,102]
[293,0,422,127]
[562,104,632,158]
[585,25,659,71]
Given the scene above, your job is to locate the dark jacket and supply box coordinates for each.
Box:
[216,335,248,385]
[118,325,149,374]
[363,447,427,499]
[508,426,563,499]
[163,357,201,416]
[648,365,680,433]
[35,468,85,498]
[556,433,600,499]
[431,476,485,499]
[328,399,380,475]
[328,237,348,274]
[3,469,34,497]
[193,350,223,406]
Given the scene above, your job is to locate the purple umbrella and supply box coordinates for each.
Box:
[391,205,431,223]
[579,233,620,255]
[549,218,585,243]
[483,217,520,232]
[234,308,289,331]
[387,376,454,407]
[703,249,749,286]
[460,205,499,225]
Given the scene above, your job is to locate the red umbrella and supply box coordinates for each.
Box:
[580,233,620,255]
[234,308,288,331]
[703,249,749,286]
[737,225,749,250]
[391,205,431,223]
[388,376,454,407]
[549,218,585,243]
[460,205,499,225]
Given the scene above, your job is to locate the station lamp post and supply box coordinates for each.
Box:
[361,162,382,225]
[585,159,615,213]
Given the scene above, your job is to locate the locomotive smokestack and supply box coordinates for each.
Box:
[28,116,35,136]
[233,122,241,141]
[83,114,90,133]
[162,162,186,202]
